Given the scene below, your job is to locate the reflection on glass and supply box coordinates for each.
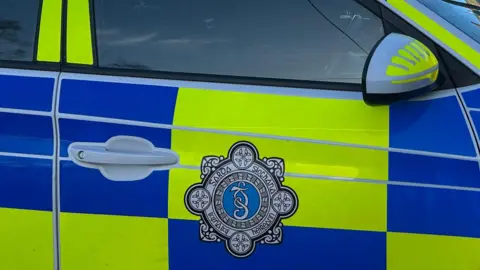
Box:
[418,0,480,44]
[94,0,385,83]
[0,0,40,61]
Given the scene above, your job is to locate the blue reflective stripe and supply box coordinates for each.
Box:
[0,113,53,156]
[0,156,52,211]
[58,119,171,157]
[59,79,178,124]
[389,152,480,188]
[169,219,386,270]
[388,185,480,238]
[0,75,54,112]
[60,162,168,218]
[462,88,480,108]
[390,95,477,156]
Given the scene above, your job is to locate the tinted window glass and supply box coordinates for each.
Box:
[94,0,385,84]
[0,0,41,61]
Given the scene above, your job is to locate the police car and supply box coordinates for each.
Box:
[1,0,479,269]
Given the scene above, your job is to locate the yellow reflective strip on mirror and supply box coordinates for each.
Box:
[398,49,418,64]
[37,0,62,62]
[410,42,428,59]
[66,0,93,65]
[388,0,480,70]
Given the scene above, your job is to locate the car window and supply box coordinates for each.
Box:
[93,0,385,84]
[417,0,480,44]
[0,0,41,61]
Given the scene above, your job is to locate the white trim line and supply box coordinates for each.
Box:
[52,73,61,270]
[0,151,52,160]
[458,84,480,94]
[60,73,363,100]
[0,107,51,117]
[455,94,480,159]
[58,113,480,162]
[411,89,456,101]
[177,164,480,192]
[0,68,59,78]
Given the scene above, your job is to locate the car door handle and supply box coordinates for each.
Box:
[69,145,178,166]
[68,136,179,181]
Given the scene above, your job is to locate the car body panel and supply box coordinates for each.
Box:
[1,0,480,269]
[0,68,58,269]
[56,70,480,269]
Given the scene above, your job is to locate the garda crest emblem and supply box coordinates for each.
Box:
[185,141,298,258]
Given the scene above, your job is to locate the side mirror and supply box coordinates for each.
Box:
[362,33,441,106]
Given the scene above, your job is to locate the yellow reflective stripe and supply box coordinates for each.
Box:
[60,213,169,270]
[388,0,480,70]
[398,49,417,63]
[171,129,387,179]
[36,0,62,62]
[171,88,388,232]
[174,88,389,147]
[168,168,387,232]
[282,177,386,231]
[410,42,428,59]
[0,208,53,270]
[173,89,388,178]
[66,0,93,65]
[391,55,415,71]
[387,232,480,270]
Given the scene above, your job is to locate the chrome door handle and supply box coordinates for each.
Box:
[68,136,179,181]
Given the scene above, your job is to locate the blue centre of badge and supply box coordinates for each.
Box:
[223,181,260,220]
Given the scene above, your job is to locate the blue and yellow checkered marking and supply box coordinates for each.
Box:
[169,219,386,270]
[0,73,57,270]
[388,185,480,238]
[0,112,53,156]
[57,79,480,269]
[460,86,480,157]
[462,87,480,108]
[0,157,52,211]
[390,94,477,156]
[0,75,55,112]
[0,157,53,269]
[59,79,178,124]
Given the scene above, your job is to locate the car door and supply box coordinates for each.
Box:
[57,0,479,269]
[378,1,480,269]
[0,0,62,269]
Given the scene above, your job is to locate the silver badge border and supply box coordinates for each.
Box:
[185,141,299,258]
